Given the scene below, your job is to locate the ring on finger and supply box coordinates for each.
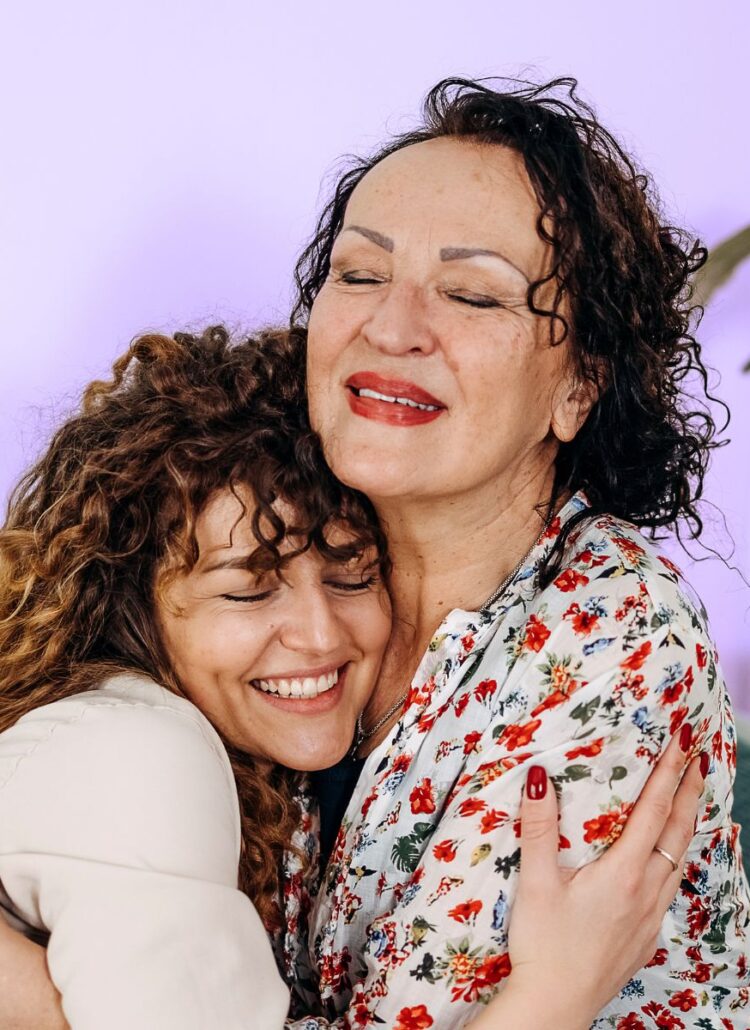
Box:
[653,846,679,872]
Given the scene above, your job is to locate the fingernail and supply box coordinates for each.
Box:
[527,765,547,800]
[679,722,692,753]
[699,751,710,779]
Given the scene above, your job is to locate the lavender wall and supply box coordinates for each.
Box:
[3,1,749,708]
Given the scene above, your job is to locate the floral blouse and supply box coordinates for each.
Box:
[275,493,750,1030]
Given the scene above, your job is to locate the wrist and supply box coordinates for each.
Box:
[467,972,593,1030]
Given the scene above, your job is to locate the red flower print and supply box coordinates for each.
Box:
[463,730,482,755]
[687,896,711,937]
[523,614,551,652]
[543,515,561,539]
[616,1016,646,1030]
[497,718,542,751]
[454,692,470,718]
[612,536,646,562]
[572,609,600,635]
[696,642,708,669]
[350,1001,371,1028]
[474,678,497,702]
[460,633,475,651]
[448,899,483,924]
[480,808,509,834]
[475,952,512,987]
[711,728,723,759]
[582,802,634,846]
[669,989,697,1012]
[685,944,702,962]
[361,787,378,820]
[394,1004,434,1030]
[621,640,652,671]
[391,754,412,774]
[457,796,487,817]
[410,778,436,815]
[669,704,689,735]
[318,946,353,994]
[690,962,712,983]
[433,839,458,862]
[553,568,590,592]
[655,1014,685,1029]
[565,737,604,760]
[658,554,682,577]
[646,947,668,967]
[661,679,684,706]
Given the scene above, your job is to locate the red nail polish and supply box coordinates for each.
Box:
[679,722,692,753]
[699,751,710,779]
[527,765,547,800]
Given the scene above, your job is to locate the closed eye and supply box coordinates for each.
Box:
[337,271,385,286]
[221,590,275,604]
[327,575,379,592]
[447,292,504,309]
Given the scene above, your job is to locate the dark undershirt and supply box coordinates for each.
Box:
[310,752,366,872]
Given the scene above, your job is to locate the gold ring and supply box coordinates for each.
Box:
[653,846,679,872]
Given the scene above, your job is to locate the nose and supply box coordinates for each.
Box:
[361,281,437,357]
[278,586,348,657]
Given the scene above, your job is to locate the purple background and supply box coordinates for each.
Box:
[3,2,749,710]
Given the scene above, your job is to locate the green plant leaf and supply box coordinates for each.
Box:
[694,225,750,308]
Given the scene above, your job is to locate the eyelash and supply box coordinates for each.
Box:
[221,576,378,604]
[338,273,502,309]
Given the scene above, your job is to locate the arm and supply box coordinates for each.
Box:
[0,691,288,1030]
[0,912,68,1030]
[467,731,706,1029]
[289,576,722,1027]
[2,731,704,1030]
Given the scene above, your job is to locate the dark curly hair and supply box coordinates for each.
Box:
[0,325,388,928]
[292,76,724,580]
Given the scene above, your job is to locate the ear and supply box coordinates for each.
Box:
[550,369,599,444]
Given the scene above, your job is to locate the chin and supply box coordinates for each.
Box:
[284,741,351,773]
[328,445,422,499]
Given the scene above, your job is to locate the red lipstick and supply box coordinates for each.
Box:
[345,372,445,427]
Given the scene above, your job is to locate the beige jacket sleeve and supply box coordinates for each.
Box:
[0,674,289,1030]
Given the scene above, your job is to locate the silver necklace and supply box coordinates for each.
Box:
[351,513,553,756]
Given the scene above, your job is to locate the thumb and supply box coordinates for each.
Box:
[518,765,561,888]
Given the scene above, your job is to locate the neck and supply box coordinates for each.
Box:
[377,464,559,652]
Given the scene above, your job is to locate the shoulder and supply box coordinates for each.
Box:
[0,673,241,883]
[539,510,713,640]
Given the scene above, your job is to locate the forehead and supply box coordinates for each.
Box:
[193,487,363,561]
[343,138,546,273]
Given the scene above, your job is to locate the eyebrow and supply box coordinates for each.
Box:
[200,554,258,574]
[340,225,529,283]
[440,246,530,283]
[342,225,394,252]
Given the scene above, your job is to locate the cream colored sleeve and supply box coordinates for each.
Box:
[0,684,289,1030]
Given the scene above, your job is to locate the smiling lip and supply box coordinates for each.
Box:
[249,663,349,714]
[345,372,446,427]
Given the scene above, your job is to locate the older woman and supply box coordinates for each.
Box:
[273,77,749,1027]
[0,326,706,1030]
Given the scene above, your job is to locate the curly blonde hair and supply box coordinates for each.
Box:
[0,324,388,928]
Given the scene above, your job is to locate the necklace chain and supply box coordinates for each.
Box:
[351,514,553,756]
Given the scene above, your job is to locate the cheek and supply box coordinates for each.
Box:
[351,596,392,657]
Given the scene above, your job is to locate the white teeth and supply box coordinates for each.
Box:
[358,387,439,412]
[252,669,340,698]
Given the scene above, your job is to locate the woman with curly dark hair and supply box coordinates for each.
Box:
[279,76,748,1028]
[0,323,704,1030]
